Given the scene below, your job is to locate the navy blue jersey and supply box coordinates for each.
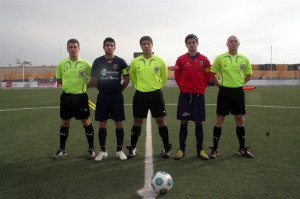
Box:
[91,55,128,93]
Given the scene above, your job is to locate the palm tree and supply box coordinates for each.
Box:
[16,58,32,82]
[16,58,32,67]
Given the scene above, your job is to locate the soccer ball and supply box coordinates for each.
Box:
[151,171,173,194]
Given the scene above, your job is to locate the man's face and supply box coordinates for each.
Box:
[67,42,80,57]
[140,40,153,54]
[186,38,198,53]
[226,36,240,51]
[103,41,115,55]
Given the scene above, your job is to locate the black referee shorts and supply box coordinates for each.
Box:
[60,92,90,120]
[216,86,246,115]
[133,90,167,118]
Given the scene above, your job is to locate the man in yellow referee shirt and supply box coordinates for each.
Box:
[127,36,172,159]
[209,35,254,159]
[53,38,95,160]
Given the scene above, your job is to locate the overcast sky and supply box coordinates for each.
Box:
[1,0,300,66]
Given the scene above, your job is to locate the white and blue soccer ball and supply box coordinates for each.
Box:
[151,171,173,194]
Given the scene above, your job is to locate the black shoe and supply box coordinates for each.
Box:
[53,149,67,159]
[161,144,172,159]
[87,148,95,159]
[126,146,138,159]
[238,147,254,158]
[209,147,219,159]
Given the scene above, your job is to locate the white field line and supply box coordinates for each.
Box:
[245,104,300,109]
[160,104,300,109]
[1,104,300,112]
[0,106,59,112]
[137,110,157,199]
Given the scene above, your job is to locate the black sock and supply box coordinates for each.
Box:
[98,128,107,151]
[131,126,141,148]
[195,124,204,151]
[159,126,169,149]
[179,124,188,151]
[59,126,69,150]
[84,124,94,149]
[213,126,221,149]
[236,126,245,149]
[116,128,124,151]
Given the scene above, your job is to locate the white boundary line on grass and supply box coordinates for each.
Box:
[1,104,300,112]
[137,110,157,199]
[0,106,59,112]
[159,104,300,109]
[245,104,300,109]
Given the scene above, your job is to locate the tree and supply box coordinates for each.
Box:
[16,58,32,82]
[16,58,32,67]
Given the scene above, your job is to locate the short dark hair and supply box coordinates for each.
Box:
[139,36,153,45]
[103,37,115,47]
[185,34,198,44]
[67,38,80,47]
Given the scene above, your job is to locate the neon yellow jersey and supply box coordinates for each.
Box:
[211,52,252,88]
[130,54,168,92]
[56,57,92,94]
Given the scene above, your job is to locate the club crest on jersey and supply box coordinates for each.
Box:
[154,66,159,73]
[113,64,118,70]
[199,60,204,65]
[240,64,245,70]
[101,69,107,76]
[79,70,84,77]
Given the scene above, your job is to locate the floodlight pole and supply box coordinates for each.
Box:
[0,63,2,83]
[270,45,272,80]
[22,48,24,82]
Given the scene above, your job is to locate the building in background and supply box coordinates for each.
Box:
[0,64,299,88]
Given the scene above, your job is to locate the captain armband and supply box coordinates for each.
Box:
[204,68,210,73]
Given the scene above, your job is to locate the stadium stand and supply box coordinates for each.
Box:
[0,64,299,82]
[0,66,56,82]
[167,64,300,80]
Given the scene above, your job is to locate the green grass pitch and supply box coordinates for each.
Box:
[0,86,299,199]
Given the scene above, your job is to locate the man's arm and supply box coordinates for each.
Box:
[121,75,130,92]
[87,79,94,89]
[160,60,168,86]
[57,78,62,86]
[129,63,136,86]
[174,58,181,85]
[204,59,211,87]
[211,73,220,88]
[244,74,251,84]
